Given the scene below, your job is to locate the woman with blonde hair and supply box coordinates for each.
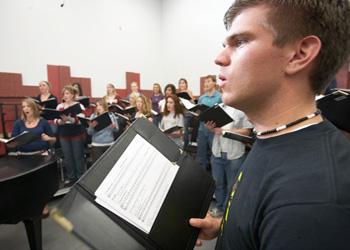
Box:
[56,85,86,185]
[103,83,123,106]
[35,80,58,133]
[127,82,141,101]
[134,95,152,122]
[87,99,119,164]
[10,98,56,154]
[10,98,56,218]
[177,78,195,149]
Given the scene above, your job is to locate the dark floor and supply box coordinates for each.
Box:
[0,197,217,250]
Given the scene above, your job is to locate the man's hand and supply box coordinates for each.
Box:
[205,121,216,131]
[189,213,222,246]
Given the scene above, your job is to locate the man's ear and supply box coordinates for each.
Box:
[284,35,321,76]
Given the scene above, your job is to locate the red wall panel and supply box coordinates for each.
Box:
[47,65,61,98]
[125,72,140,93]
[116,89,127,99]
[47,65,92,100]
[0,72,37,97]
[142,90,153,98]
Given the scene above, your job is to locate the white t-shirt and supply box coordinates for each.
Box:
[211,104,252,160]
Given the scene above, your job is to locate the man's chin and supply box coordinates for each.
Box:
[222,94,235,106]
[222,94,244,110]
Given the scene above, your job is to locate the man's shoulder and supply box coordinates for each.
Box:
[245,122,350,208]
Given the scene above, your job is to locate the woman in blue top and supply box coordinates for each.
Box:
[11,98,56,154]
[87,99,119,164]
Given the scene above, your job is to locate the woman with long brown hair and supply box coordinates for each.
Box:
[159,94,184,147]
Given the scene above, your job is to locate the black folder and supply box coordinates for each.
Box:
[222,131,255,144]
[317,90,350,132]
[52,118,215,250]
[190,104,209,113]
[76,96,90,108]
[34,97,57,108]
[108,104,118,113]
[179,98,209,117]
[78,112,112,132]
[199,104,233,127]
[162,126,183,134]
[0,131,40,148]
[115,112,132,122]
[109,104,136,116]
[42,103,83,119]
[119,99,131,106]
[176,92,192,100]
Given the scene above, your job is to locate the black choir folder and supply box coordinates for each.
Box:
[176,92,192,100]
[109,104,137,116]
[78,112,112,132]
[199,104,233,128]
[76,96,90,108]
[41,103,83,119]
[0,131,39,148]
[316,90,350,132]
[162,126,183,134]
[222,131,255,144]
[179,98,209,114]
[52,118,215,250]
[33,97,57,108]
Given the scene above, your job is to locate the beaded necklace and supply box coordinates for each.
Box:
[253,110,321,136]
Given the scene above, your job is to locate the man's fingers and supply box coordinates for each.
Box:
[189,218,210,229]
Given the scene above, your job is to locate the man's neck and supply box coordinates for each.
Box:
[246,85,323,138]
[206,88,216,96]
[250,102,322,138]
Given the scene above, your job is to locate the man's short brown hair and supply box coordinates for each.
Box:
[205,75,217,83]
[224,0,350,94]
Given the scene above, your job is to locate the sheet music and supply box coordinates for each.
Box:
[179,97,195,110]
[95,134,179,234]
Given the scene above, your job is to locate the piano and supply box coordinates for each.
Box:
[0,155,59,250]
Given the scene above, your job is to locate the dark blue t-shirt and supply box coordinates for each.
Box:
[11,119,54,152]
[216,121,350,250]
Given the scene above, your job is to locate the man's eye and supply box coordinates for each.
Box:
[235,39,247,47]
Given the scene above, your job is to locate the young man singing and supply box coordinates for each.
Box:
[190,1,350,249]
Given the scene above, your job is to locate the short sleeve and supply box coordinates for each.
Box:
[42,119,54,137]
[11,120,23,137]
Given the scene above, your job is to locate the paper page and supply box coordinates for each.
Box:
[179,97,195,110]
[95,134,179,234]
